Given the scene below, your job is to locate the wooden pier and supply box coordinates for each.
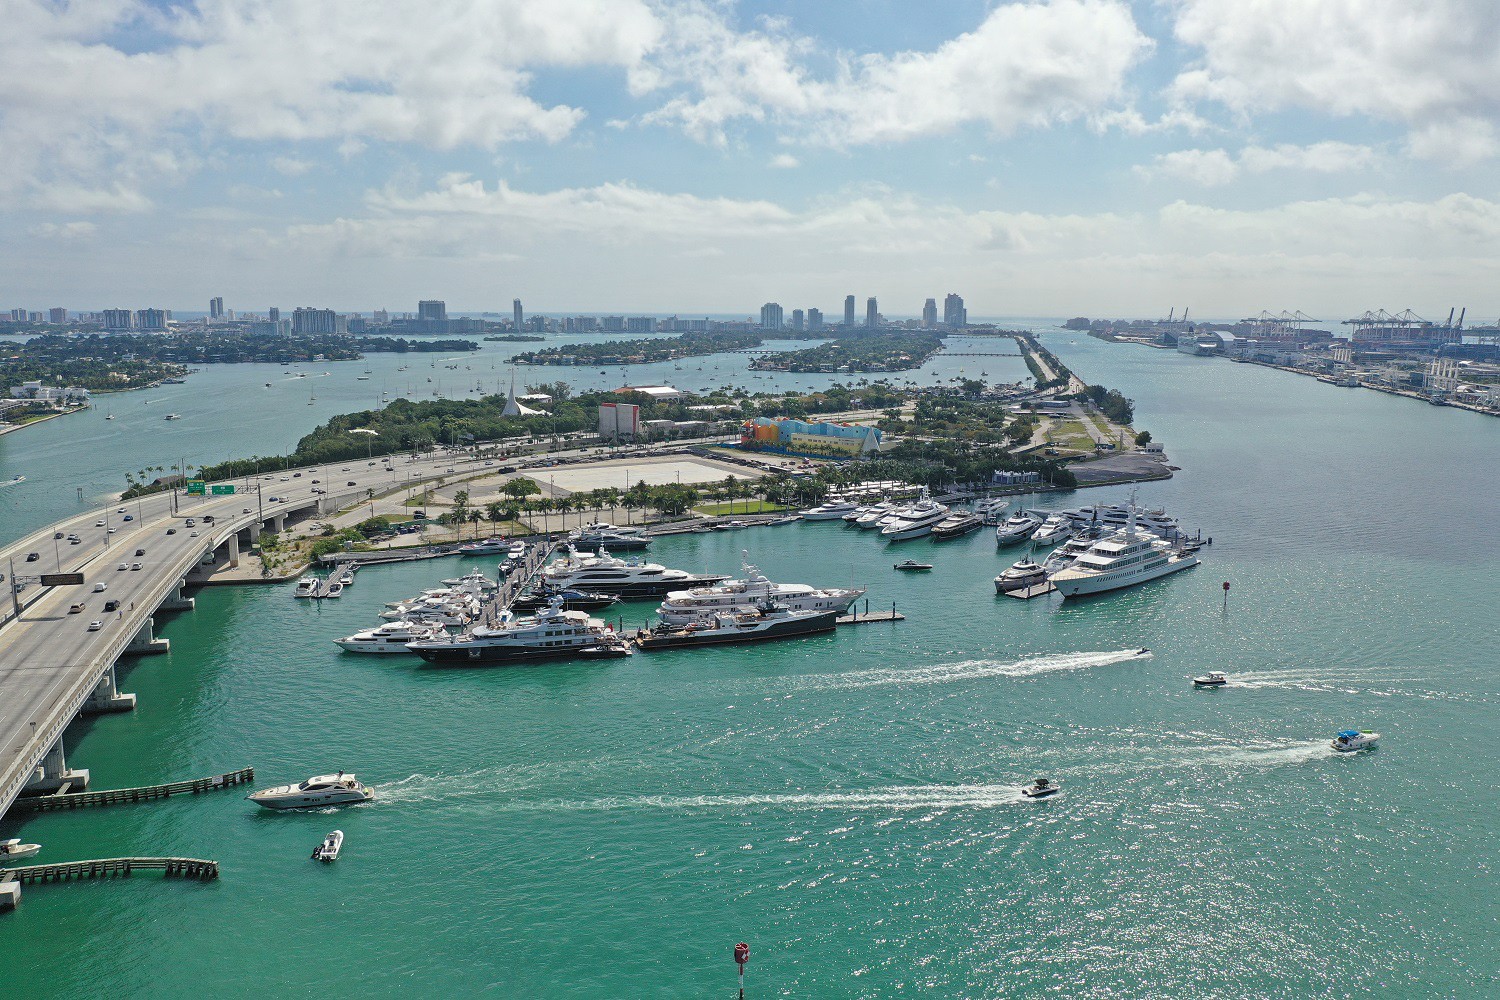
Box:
[1,857,219,885]
[1002,581,1057,600]
[836,609,906,625]
[12,768,254,812]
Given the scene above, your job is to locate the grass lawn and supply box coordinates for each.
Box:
[693,500,789,516]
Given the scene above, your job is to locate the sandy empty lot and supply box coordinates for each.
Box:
[542,455,758,493]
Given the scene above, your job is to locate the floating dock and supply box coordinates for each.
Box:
[836,610,905,625]
[1002,582,1057,600]
[11,768,254,812]
[2,857,219,909]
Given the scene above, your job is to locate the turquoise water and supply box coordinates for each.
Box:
[4,333,1498,997]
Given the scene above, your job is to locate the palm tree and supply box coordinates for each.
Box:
[468,509,484,538]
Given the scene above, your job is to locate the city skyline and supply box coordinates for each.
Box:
[2,2,1499,317]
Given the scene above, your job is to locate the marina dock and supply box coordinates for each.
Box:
[836,608,905,625]
[475,539,559,626]
[1003,582,1057,599]
[11,767,254,812]
[2,857,218,911]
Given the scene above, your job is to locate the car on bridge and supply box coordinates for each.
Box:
[87,620,103,632]
[93,583,107,592]
[117,562,128,571]
[69,603,85,614]
[104,600,119,612]
[130,563,143,571]
[166,528,177,535]
[134,548,145,556]
[123,514,133,521]
[25,552,37,562]
[95,519,105,527]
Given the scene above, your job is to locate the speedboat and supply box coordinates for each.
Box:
[293,576,319,598]
[893,560,933,572]
[995,513,1042,545]
[321,580,344,599]
[767,515,801,526]
[248,773,374,810]
[0,838,41,860]
[311,830,343,862]
[994,558,1047,593]
[337,568,355,587]
[1192,671,1228,687]
[335,620,447,654]
[1020,778,1060,799]
[715,520,750,531]
[1330,730,1379,753]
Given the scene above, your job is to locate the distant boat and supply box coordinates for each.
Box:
[357,376,370,381]
[0,476,25,488]
[164,413,181,421]
[104,413,115,420]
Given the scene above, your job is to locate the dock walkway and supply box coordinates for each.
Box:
[11,767,254,812]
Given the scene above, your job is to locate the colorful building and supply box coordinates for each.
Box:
[739,416,881,458]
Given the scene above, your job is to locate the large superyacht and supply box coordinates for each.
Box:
[1049,513,1200,598]
[541,547,730,598]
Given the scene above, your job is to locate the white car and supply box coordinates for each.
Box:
[116,507,126,513]
[117,562,128,571]
[130,562,143,571]
[190,531,199,537]
[87,620,103,632]
[93,582,107,592]
[95,519,105,527]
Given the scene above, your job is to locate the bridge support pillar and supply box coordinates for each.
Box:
[125,617,169,655]
[271,514,286,533]
[83,662,135,714]
[158,579,195,612]
[247,522,261,544]
[0,881,18,911]
[223,533,241,569]
[22,737,89,795]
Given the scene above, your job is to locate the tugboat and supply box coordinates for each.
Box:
[893,560,933,572]
[1330,730,1380,753]
[1020,778,1060,799]
[311,830,344,862]
[1192,670,1228,688]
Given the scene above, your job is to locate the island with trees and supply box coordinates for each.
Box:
[749,332,944,372]
[510,331,763,365]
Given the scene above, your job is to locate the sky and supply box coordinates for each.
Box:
[3,0,1500,322]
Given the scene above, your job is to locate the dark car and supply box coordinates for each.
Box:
[202,515,214,523]
[54,531,64,539]
[25,552,38,562]
[104,600,120,612]
[135,548,146,556]
[166,528,176,535]
[346,481,356,486]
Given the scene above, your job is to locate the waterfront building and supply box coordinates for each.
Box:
[866,297,878,329]
[268,307,280,328]
[135,308,166,331]
[614,384,683,401]
[513,298,523,330]
[47,308,66,324]
[922,298,937,327]
[209,296,224,320]
[844,295,856,327]
[740,416,882,458]
[808,308,824,330]
[10,381,90,404]
[101,308,132,330]
[7,308,23,322]
[759,302,784,330]
[944,293,966,329]
[417,299,447,323]
[602,316,626,332]
[292,307,337,334]
[626,316,655,333]
[565,316,597,333]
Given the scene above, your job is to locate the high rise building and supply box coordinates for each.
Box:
[808,308,824,330]
[292,307,337,334]
[48,307,67,324]
[135,308,166,330]
[759,302,784,330]
[102,308,132,330]
[209,296,224,320]
[943,293,966,329]
[844,295,856,327]
[513,299,523,330]
[417,300,447,322]
[922,298,937,327]
[791,309,805,331]
[866,297,878,329]
[8,308,24,322]
[268,307,280,325]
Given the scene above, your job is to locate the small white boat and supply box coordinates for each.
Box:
[767,515,800,526]
[311,830,344,862]
[293,577,319,598]
[1021,778,1060,799]
[1330,730,1380,753]
[321,580,344,599]
[247,773,374,810]
[1192,671,1228,688]
[0,838,41,860]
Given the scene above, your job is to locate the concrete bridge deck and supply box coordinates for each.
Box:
[0,448,512,821]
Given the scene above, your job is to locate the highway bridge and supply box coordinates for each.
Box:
[0,449,497,820]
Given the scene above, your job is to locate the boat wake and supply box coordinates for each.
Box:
[784,649,1151,692]
[1172,738,1336,769]
[506,783,1030,815]
[375,758,621,805]
[1227,670,1481,703]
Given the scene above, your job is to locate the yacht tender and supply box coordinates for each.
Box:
[1330,730,1380,753]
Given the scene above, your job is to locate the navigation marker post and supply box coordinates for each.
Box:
[733,942,750,998]
[1223,580,1230,612]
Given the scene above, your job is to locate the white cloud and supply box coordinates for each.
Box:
[768,154,800,169]
[270,156,313,177]
[640,0,1153,146]
[1168,0,1500,163]
[1139,141,1377,185]
[27,221,97,241]
[29,182,153,214]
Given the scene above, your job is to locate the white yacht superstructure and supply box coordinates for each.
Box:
[1049,513,1200,598]
[879,492,951,542]
[542,547,730,598]
[656,556,863,624]
[799,500,862,521]
[335,620,448,653]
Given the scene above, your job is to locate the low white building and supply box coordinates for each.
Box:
[10,381,89,403]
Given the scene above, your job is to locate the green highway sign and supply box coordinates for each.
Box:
[186,480,206,495]
[211,484,236,495]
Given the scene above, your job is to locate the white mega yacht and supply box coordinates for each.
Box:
[995,512,1042,545]
[798,500,862,521]
[656,555,864,624]
[879,492,951,542]
[1049,514,1200,598]
[335,620,447,654]
[541,547,730,598]
[405,602,631,664]
[1029,513,1075,546]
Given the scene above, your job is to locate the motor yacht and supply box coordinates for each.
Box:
[854,503,897,530]
[312,830,344,862]
[293,577,319,598]
[715,520,750,531]
[1029,514,1075,546]
[767,515,801,526]
[0,838,41,860]
[407,602,631,664]
[458,538,510,556]
[248,773,374,810]
[569,522,652,550]
[1192,671,1228,688]
[893,560,933,572]
[995,513,1042,545]
[439,571,498,592]
[635,605,839,650]
[879,492,951,542]
[995,558,1047,593]
[931,511,984,540]
[655,558,862,625]
[798,500,861,521]
[1041,533,1097,574]
[1330,730,1380,753]
[973,497,1010,523]
[507,542,528,560]
[1020,778,1060,799]
[511,588,621,613]
[1050,513,1200,598]
[541,547,730,598]
[337,568,355,588]
[335,620,447,654]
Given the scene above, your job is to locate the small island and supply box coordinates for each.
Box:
[750,332,944,372]
[483,334,546,342]
[511,331,763,365]
[11,331,478,367]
